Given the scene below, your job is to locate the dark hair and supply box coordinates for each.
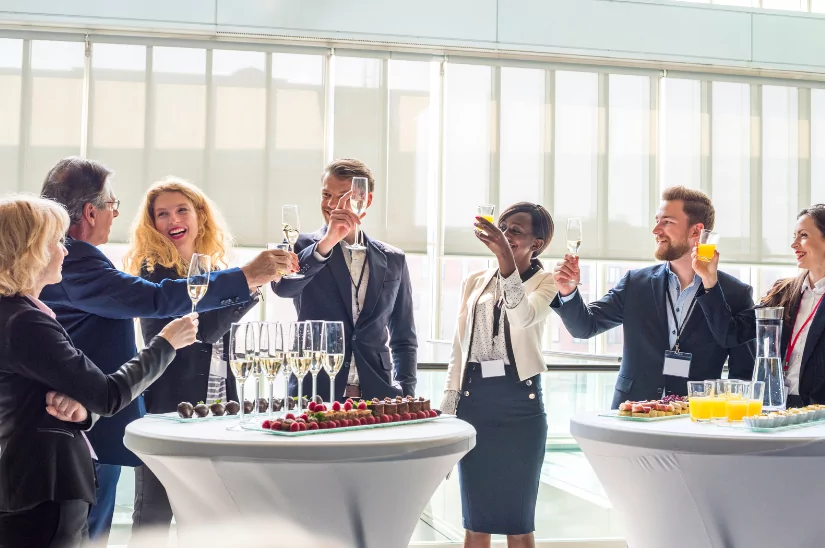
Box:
[322,158,375,193]
[661,185,715,231]
[762,204,825,325]
[40,157,112,225]
[499,202,554,267]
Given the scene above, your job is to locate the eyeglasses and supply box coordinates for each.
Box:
[105,200,120,212]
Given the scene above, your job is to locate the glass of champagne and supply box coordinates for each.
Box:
[324,321,346,404]
[347,177,369,251]
[260,322,285,417]
[229,323,255,423]
[187,253,211,314]
[565,218,582,287]
[307,321,326,403]
[281,205,305,279]
[287,321,310,414]
[267,243,292,277]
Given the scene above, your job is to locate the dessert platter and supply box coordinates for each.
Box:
[739,405,825,432]
[241,396,444,436]
[146,396,316,422]
[599,395,691,421]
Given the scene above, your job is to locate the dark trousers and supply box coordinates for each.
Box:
[87,463,120,544]
[0,500,90,548]
[129,465,173,547]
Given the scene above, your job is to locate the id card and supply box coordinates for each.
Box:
[481,359,506,378]
[663,350,692,378]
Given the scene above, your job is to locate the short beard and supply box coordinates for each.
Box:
[655,239,691,262]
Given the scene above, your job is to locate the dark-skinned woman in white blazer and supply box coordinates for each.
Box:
[441,202,557,548]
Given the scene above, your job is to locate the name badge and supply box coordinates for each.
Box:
[481,359,506,378]
[663,350,692,378]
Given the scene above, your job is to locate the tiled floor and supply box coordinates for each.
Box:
[108,451,624,546]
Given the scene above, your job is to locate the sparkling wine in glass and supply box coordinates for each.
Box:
[281,205,305,280]
[229,323,255,422]
[324,321,346,404]
[260,322,284,416]
[566,218,583,287]
[307,321,326,403]
[287,321,310,414]
[346,177,368,251]
[187,253,211,314]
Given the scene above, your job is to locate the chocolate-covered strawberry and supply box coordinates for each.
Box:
[177,402,194,419]
[210,400,225,416]
[257,397,269,414]
[243,400,255,414]
[271,398,283,412]
[194,402,209,418]
[224,400,240,415]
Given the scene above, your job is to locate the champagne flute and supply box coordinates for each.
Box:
[267,242,292,277]
[229,323,255,423]
[346,177,368,251]
[307,321,326,403]
[249,321,263,417]
[566,218,583,287]
[324,321,345,404]
[260,322,285,417]
[282,205,305,280]
[187,253,211,314]
[287,321,310,414]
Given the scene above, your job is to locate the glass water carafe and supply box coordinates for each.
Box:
[752,307,785,411]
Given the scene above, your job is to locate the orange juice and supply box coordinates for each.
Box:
[747,399,763,417]
[697,243,716,262]
[726,399,750,422]
[690,396,713,421]
[478,215,493,224]
[711,397,728,419]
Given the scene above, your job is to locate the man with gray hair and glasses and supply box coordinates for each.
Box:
[39,157,297,544]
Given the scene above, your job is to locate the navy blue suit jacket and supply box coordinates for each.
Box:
[273,229,417,400]
[550,263,756,408]
[39,239,251,466]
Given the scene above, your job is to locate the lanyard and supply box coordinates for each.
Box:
[784,293,825,371]
[665,279,698,353]
[347,248,368,317]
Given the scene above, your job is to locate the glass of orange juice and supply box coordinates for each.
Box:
[726,380,751,422]
[711,379,729,421]
[697,229,720,262]
[688,380,714,422]
[749,381,765,417]
[476,204,495,226]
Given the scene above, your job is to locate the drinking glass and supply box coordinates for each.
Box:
[260,322,285,416]
[324,321,346,404]
[287,321,310,414]
[347,177,368,251]
[307,321,326,403]
[281,205,305,279]
[687,380,714,422]
[726,380,751,422]
[697,229,720,262]
[476,204,495,231]
[229,323,255,423]
[749,381,765,417]
[187,253,211,314]
[267,243,292,277]
[566,218,582,256]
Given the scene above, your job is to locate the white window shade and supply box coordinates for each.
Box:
[660,78,700,192]
[811,89,825,205]
[0,38,22,196]
[89,43,147,243]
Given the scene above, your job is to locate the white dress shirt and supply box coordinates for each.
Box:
[467,270,526,365]
[786,277,825,396]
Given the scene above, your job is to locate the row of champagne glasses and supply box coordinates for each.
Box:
[229,321,346,420]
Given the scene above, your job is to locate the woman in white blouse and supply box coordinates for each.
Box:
[441,202,557,548]
[694,204,825,408]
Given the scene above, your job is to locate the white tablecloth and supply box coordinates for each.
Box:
[124,417,475,548]
[572,413,825,548]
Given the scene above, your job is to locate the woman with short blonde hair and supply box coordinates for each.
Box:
[0,195,197,548]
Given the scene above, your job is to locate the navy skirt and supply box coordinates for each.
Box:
[456,362,547,535]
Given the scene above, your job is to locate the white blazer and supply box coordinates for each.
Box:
[444,267,558,392]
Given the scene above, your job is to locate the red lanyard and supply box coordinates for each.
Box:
[784,294,825,371]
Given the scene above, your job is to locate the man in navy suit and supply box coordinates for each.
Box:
[39,157,296,544]
[551,186,756,408]
[274,158,417,400]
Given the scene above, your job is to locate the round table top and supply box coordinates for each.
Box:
[125,416,476,462]
[571,412,825,455]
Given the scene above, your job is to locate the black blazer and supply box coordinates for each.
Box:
[697,281,825,406]
[273,228,418,400]
[550,264,756,408]
[139,264,258,413]
[0,295,175,511]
